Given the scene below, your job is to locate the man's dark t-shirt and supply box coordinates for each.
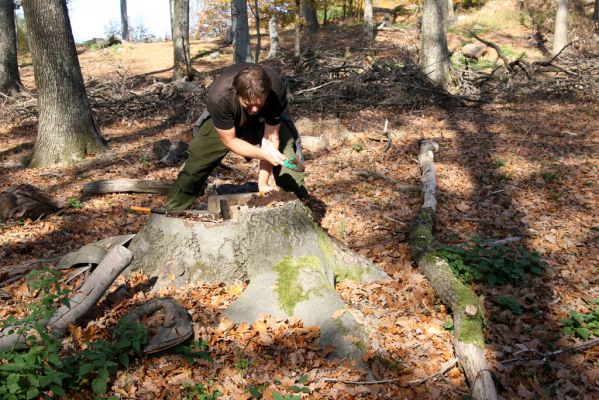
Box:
[206,63,288,135]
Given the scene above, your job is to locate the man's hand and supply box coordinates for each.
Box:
[260,144,286,166]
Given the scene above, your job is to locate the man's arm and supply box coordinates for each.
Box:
[258,123,281,192]
[216,126,286,167]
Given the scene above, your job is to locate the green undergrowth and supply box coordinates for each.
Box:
[438,237,547,286]
[0,267,210,399]
[561,299,599,340]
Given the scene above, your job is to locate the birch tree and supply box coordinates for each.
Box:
[267,10,280,58]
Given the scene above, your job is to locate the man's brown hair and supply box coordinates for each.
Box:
[233,65,272,102]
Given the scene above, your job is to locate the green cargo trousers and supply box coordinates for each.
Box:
[164,118,308,210]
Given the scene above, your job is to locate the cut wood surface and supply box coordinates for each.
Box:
[409,140,498,400]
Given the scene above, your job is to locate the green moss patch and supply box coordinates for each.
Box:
[273,256,322,314]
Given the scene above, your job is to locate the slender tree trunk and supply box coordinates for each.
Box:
[254,0,261,62]
[232,0,252,63]
[363,0,374,41]
[120,0,129,41]
[294,0,301,57]
[303,0,319,33]
[553,0,568,54]
[342,0,346,19]
[420,0,450,88]
[0,0,22,95]
[170,0,191,80]
[447,0,455,23]
[323,0,328,25]
[21,0,106,167]
[594,0,599,22]
[267,13,280,58]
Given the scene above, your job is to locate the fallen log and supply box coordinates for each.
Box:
[0,245,133,349]
[409,140,498,400]
[82,179,173,196]
[0,184,67,221]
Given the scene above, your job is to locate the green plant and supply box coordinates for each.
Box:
[184,383,222,400]
[493,159,506,169]
[235,358,250,372]
[273,375,310,399]
[68,198,82,209]
[0,268,152,399]
[561,300,599,340]
[438,238,547,286]
[495,295,523,315]
[541,170,559,183]
[139,153,151,169]
[176,340,211,364]
[351,142,364,152]
[443,319,454,331]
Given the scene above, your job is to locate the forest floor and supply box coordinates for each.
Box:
[1,1,598,399]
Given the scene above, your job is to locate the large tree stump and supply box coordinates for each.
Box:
[128,192,390,360]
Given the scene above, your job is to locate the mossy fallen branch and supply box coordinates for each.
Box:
[409,139,497,400]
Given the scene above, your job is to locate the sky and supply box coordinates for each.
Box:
[67,0,172,42]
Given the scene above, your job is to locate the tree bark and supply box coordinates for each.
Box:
[128,195,390,360]
[83,179,173,196]
[303,0,319,34]
[0,245,133,350]
[120,0,129,41]
[294,0,301,57]
[267,12,280,59]
[0,0,22,96]
[420,0,451,88]
[594,0,599,22]
[553,0,569,55]
[409,140,497,400]
[363,0,374,42]
[21,0,107,167]
[232,0,252,63]
[253,0,261,62]
[170,0,191,80]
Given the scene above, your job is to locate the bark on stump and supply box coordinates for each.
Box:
[128,193,390,360]
[410,140,497,400]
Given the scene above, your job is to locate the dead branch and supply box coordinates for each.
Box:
[468,31,512,72]
[83,179,174,196]
[323,358,457,386]
[353,169,419,192]
[501,337,599,366]
[0,245,133,349]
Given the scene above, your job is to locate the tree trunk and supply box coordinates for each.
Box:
[363,0,374,42]
[323,0,328,25]
[303,0,319,34]
[294,0,301,57]
[410,140,497,400]
[342,0,346,19]
[553,0,569,55]
[253,0,261,62]
[420,0,451,88]
[447,0,456,25]
[0,0,22,96]
[21,0,107,167]
[170,0,191,80]
[232,0,252,63]
[594,0,599,22]
[267,13,280,59]
[120,0,129,41]
[128,194,390,360]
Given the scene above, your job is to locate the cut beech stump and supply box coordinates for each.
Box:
[409,140,498,400]
[128,191,390,360]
